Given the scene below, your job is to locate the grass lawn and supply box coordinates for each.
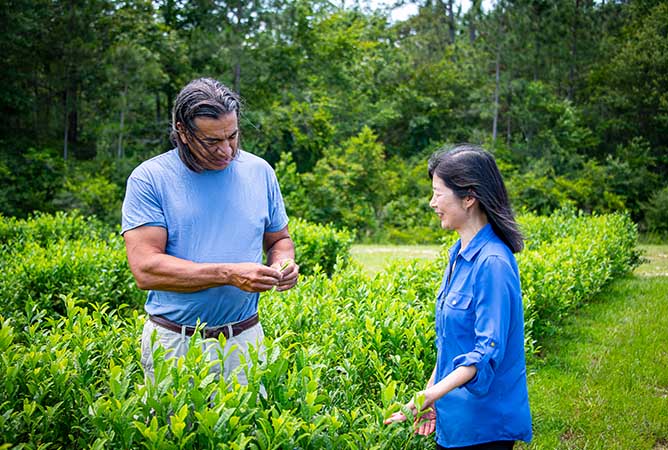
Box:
[352,244,668,449]
[350,244,442,275]
[519,248,668,449]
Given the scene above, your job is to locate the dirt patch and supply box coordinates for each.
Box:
[654,386,668,399]
[560,428,584,445]
[653,438,668,450]
[635,245,668,277]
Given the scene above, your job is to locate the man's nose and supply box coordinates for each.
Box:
[214,140,232,154]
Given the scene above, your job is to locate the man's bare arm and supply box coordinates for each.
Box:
[123,226,282,292]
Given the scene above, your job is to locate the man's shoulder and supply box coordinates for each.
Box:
[237,149,270,166]
[235,150,275,174]
[131,149,180,179]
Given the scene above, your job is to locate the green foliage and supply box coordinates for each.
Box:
[505,81,597,173]
[374,155,443,244]
[0,148,64,218]
[54,174,123,225]
[0,210,109,248]
[288,217,354,277]
[643,186,668,235]
[1,0,666,236]
[518,211,640,350]
[0,213,354,322]
[587,2,668,162]
[246,99,335,171]
[0,298,143,448]
[0,213,142,322]
[299,127,389,238]
[0,210,641,448]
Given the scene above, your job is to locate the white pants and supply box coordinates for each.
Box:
[140,317,265,386]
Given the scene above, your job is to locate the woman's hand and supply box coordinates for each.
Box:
[383,397,415,425]
[414,408,436,435]
[383,393,436,436]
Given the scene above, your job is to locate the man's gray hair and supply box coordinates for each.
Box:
[170,78,241,172]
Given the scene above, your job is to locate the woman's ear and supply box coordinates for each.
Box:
[464,194,478,211]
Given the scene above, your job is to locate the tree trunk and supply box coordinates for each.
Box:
[233,0,243,94]
[468,0,481,43]
[68,88,78,156]
[568,0,580,101]
[447,0,456,45]
[506,84,512,145]
[118,84,128,159]
[63,89,69,161]
[492,46,501,143]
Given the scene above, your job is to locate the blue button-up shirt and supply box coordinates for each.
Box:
[434,224,532,447]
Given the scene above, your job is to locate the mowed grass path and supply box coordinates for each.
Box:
[351,244,668,449]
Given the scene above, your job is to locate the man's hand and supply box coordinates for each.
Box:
[270,258,299,291]
[228,262,283,292]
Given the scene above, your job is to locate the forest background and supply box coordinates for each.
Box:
[1,0,667,242]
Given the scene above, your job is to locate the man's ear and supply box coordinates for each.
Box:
[175,122,189,145]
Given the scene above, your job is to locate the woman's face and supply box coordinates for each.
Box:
[429,175,468,231]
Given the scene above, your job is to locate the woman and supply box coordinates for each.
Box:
[385,145,532,449]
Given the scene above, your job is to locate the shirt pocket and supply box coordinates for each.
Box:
[445,291,473,310]
[444,291,475,341]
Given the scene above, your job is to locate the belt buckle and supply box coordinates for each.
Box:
[204,324,233,340]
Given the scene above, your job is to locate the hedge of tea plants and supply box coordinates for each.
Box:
[0,212,352,326]
[0,210,639,449]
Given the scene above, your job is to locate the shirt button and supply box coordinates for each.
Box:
[491,342,495,347]
[452,300,457,305]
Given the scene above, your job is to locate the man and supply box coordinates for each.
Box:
[121,77,299,384]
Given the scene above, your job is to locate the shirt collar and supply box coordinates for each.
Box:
[449,223,495,262]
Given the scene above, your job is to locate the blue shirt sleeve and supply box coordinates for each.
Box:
[452,255,515,396]
[121,173,166,234]
[265,168,289,233]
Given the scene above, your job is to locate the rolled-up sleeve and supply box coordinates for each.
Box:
[452,255,514,396]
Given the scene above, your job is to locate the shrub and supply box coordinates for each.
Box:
[643,185,668,234]
[289,217,354,276]
[0,213,353,321]
[0,210,111,249]
[518,211,640,350]
[0,210,640,448]
[0,213,141,322]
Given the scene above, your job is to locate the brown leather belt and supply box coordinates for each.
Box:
[149,313,259,340]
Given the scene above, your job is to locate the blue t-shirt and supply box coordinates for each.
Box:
[121,149,289,326]
[434,224,532,447]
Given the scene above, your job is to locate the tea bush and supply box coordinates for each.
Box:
[0,213,353,322]
[0,212,141,325]
[0,210,640,448]
[0,210,110,249]
[287,217,353,276]
[518,212,639,349]
[0,297,143,448]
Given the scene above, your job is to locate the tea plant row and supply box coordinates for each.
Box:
[0,210,639,448]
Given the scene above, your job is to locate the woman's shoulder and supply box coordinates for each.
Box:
[477,234,516,266]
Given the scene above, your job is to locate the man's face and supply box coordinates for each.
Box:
[178,113,239,171]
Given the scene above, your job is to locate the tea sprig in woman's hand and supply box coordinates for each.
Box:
[384,391,436,435]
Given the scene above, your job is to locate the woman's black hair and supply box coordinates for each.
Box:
[169,77,241,172]
[428,144,524,253]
